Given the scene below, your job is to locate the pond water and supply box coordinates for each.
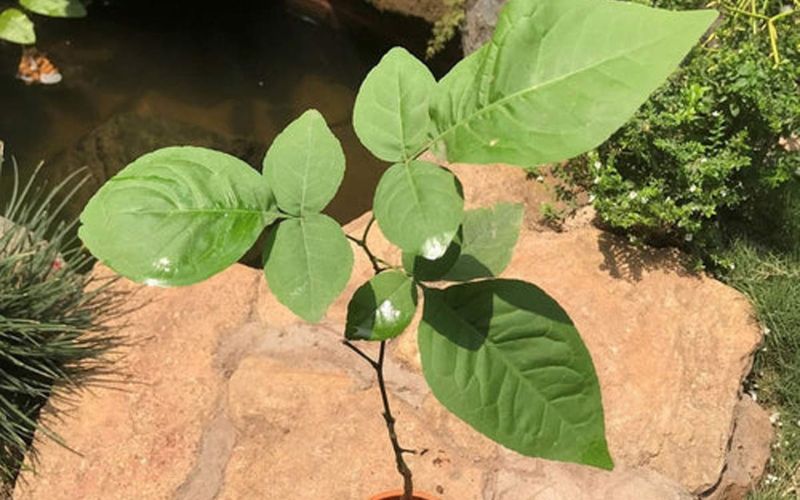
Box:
[0,0,459,231]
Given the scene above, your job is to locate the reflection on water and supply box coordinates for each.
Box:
[0,0,458,232]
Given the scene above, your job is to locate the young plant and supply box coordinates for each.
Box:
[76,0,715,497]
[0,0,86,45]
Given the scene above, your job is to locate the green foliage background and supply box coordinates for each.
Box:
[562,0,798,259]
[552,1,800,495]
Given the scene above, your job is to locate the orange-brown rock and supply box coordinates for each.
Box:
[367,0,448,23]
[16,165,769,499]
[704,398,774,500]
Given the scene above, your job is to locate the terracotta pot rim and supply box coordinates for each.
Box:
[368,489,439,500]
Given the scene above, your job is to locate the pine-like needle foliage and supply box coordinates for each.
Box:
[0,152,125,492]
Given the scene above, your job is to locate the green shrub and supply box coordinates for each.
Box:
[0,156,122,490]
[562,0,799,257]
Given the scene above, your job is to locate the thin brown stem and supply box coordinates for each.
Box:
[362,215,377,243]
[343,215,415,498]
[345,234,385,274]
[346,216,394,274]
[344,340,414,499]
[376,342,414,499]
[342,340,378,368]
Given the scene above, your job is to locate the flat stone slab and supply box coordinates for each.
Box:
[16,166,770,499]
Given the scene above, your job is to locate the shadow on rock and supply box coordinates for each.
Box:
[597,231,699,282]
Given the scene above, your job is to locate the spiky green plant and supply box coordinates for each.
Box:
[0,149,124,492]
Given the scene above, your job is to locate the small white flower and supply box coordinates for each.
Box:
[684,233,694,242]
[594,161,602,170]
[712,111,721,117]
[689,184,698,193]
[536,175,545,183]
[593,176,601,184]
[763,326,771,336]
[729,263,736,270]
[588,194,596,202]
[628,191,638,200]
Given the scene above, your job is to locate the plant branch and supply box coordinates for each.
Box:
[344,340,414,499]
[346,216,394,274]
[375,341,414,499]
[342,340,378,368]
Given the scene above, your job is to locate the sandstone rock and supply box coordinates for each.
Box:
[503,226,761,495]
[16,164,770,499]
[16,265,262,500]
[703,397,774,500]
[344,207,766,496]
[428,158,581,231]
[490,457,694,500]
[368,0,448,23]
[462,0,505,54]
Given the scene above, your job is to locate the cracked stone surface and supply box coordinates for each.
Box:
[16,165,770,499]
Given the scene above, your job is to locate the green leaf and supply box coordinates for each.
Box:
[345,270,418,341]
[353,47,436,162]
[20,0,86,18]
[429,0,717,167]
[373,160,464,260]
[0,9,35,44]
[444,203,523,281]
[263,109,345,216]
[263,213,353,323]
[402,237,461,282]
[419,279,612,469]
[79,146,277,287]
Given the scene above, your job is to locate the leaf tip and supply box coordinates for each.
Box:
[583,438,614,471]
[300,108,325,123]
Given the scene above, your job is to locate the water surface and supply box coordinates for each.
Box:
[0,0,458,230]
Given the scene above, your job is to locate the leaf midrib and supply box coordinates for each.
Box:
[299,217,317,317]
[431,291,583,433]
[121,208,277,216]
[421,27,685,156]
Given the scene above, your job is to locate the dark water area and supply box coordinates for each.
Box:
[0,0,460,234]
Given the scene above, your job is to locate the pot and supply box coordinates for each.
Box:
[369,490,439,500]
